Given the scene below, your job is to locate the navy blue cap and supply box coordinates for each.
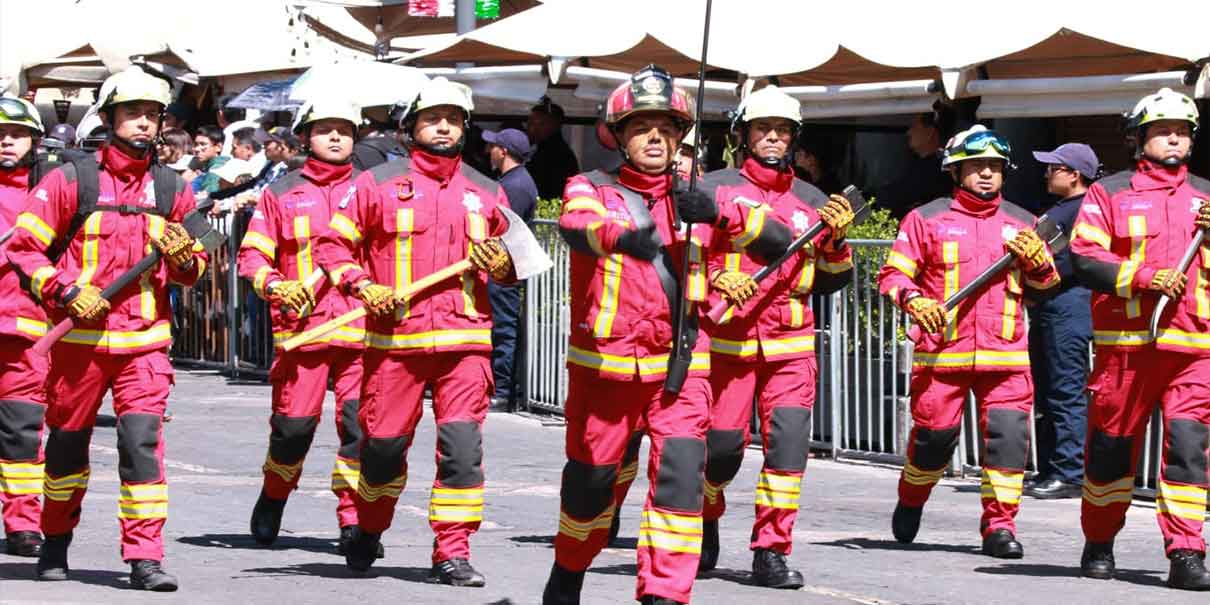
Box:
[482,128,531,160]
[1032,143,1100,180]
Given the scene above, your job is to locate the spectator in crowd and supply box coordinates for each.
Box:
[351,128,406,170]
[1025,143,1099,500]
[482,128,538,411]
[192,124,229,194]
[45,123,76,149]
[261,126,299,184]
[158,127,192,167]
[163,101,192,131]
[217,95,261,157]
[877,111,954,220]
[794,139,843,195]
[526,96,579,200]
[673,127,704,182]
[231,127,262,161]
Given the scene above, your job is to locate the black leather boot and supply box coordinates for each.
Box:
[607,513,622,546]
[249,491,286,546]
[541,562,585,605]
[891,503,922,544]
[338,526,383,558]
[130,559,179,591]
[428,557,486,587]
[36,533,71,581]
[5,530,43,557]
[751,548,804,589]
[981,529,1024,559]
[343,527,381,573]
[1080,542,1115,580]
[698,519,719,572]
[1167,549,1210,591]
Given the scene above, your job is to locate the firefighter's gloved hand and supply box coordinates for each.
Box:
[905,295,946,334]
[469,238,512,280]
[674,188,718,225]
[268,280,315,314]
[154,223,197,271]
[63,285,110,322]
[356,281,396,317]
[1196,200,1210,231]
[1005,229,1049,272]
[711,269,758,307]
[819,194,855,245]
[1149,268,1188,298]
[615,225,660,261]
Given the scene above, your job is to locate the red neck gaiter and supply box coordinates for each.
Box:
[618,164,672,200]
[741,156,792,193]
[0,166,30,190]
[101,143,151,183]
[302,157,353,186]
[953,187,1001,218]
[410,148,461,182]
[1134,158,1188,190]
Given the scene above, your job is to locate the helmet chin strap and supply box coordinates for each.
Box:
[959,184,999,201]
[0,159,17,170]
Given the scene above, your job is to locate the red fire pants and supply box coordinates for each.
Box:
[0,336,47,534]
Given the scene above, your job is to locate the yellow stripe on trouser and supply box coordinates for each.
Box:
[754,471,802,510]
[704,479,729,505]
[0,462,44,495]
[263,454,303,483]
[118,483,168,520]
[1082,476,1135,507]
[942,242,959,341]
[592,255,624,337]
[395,208,414,320]
[43,470,89,501]
[76,212,103,286]
[1156,480,1208,522]
[901,462,944,486]
[638,510,703,554]
[617,461,637,484]
[429,486,484,522]
[980,469,1023,505]
[558,508,614,541]
[331,458,360,491]
[358,474,406,502]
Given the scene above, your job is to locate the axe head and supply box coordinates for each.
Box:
[496,205,553,281]
[183,195,226,252]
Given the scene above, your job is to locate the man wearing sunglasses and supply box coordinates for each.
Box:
[0,95,50,559]
[878,125,1059,559]
[1070,87,1210,591]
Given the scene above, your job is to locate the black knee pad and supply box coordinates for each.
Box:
[0,400,46,460]
[908,425,960,471]
[337,400,363,458]
[268,414,319,466]
[117,414,163,483]
[45,427,92,477]
[1086,429,1134,484]
[766,407,812,473]
[1163,419,1210,486]
[705,429,745,484]
[361,435,410,485]
[621,431,643,466]
[561,459,617,519]
[983,408,1029,471]
[436,421,485,488]
[654,437,706,511]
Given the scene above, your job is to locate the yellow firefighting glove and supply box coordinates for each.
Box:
[711,269,758,307]
[268,280,316,314]
[356,281,396,317]
[468,238,512,281]
[1149,268,1188,298]
[818,194,855,246]
[64,284,110,322]
[1196,200,1210,231]
[1005,229,1049,272]
[905,295,946,334]
[153,223,197,272]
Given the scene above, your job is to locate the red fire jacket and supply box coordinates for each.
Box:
[0,166,48,341]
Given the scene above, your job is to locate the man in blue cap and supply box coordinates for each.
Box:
[483,128,538,410]
[1025,142,1100,499]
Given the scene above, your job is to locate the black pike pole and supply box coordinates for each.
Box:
[664,0,713,395]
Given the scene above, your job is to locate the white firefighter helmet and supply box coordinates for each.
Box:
[0,96,44,136]
[97,66,171,110]
[736,85,801,127]
[405,77,474,123]
[1125,87,1199,132]
[941,124,1013,169]
[292,97,363,135]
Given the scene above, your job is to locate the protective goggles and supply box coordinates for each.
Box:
[957,129,1012,158]
[0,98,36,123]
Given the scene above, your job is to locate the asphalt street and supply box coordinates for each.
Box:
[0,368,1205,604]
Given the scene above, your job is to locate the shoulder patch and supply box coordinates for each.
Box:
[268,169,306,197]
[459,162,497,192]
[1097,170,1134,196]
[917,197,952,220]
[789,177,828,209]
[369,156,412,183]
[997,200,1037,225]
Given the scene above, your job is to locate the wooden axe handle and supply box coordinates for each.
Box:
[280,259,474,352]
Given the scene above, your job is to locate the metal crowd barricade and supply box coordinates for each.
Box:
[524,219,571,413]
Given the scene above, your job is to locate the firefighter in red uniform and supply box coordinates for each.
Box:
[7,66,208,590]
[1070,88,1210,590]
[541,65,792,605]
[877,125,1059,558]
[316,78,513,586]
[0,96,49,558]
[239,98,371,555]
[699,86,855,588]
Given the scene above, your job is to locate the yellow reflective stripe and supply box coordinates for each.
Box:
[734,206,767,249]
[1156,328,1210,350]
[616,462,638,484]
[638,510,703,554]
[262,454,304,483]
[273,325,365,347]
[460,243,481,319]
[1001,269,1020,340]
[637,351,708,376]
[139,217,165,321]
[15,212,55,246]
[793,259,816,295]
[719,253,742,324]
[329,213,362,243]
[15,317,48,337]
[710,336,760,358]
[584,222,607,257]
[942,242,960,341]
[1116,260,1139,300]
[567,345,636,375]
[365,329,491,350]
[818,257,853,273]
[241,230,277,259]
[704,479,730,505]
[1157,481,1208,521]
[565,197,607,216]
[429,487,485,522]
[293,215,313,282]
[43,470,89,501]
[0,462,44,495]
[980,469,1023,505]
[1082,476,1135,506]
[394,208,414,320]
[558,508,615,541]
[117,483,168,520]
[431,487,485,505]
[902,462,945,486]
[754,471,802,510]
[912,350,1030,368]
[1073,222,1111,250]
[330,263,362,284]
[466,211,487,241]
[1199,267,1210,319]
[1023,271,1060,290]
[61,322,172,349]
[788,298,804,328]
[253,265,273,298]
[885,250,918,279]
[592,254,623,338]
[357,474,406,502]
[687,237,706,302]
[76,212,103,286]
[1121,216,1148,315]
[29,265,56,303]
[1092,329,1152,347]
[331,457,360,492]
[760,335,816,357]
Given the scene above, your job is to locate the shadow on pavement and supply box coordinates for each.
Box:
[179,533,337,555]
[509,534,555,546]
[812,537,981,555]
[973,563,1166,587]
[697,567,752,586]
[240,562,431,583]
[604,537,637,550]
[586,563,637,576]
[0,562,129,589]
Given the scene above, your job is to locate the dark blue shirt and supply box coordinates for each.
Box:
[499,164,538,224]
[1042,192,1085,288]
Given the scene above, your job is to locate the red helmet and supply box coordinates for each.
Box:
[604,64,694,129]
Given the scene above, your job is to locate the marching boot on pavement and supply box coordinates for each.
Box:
[0,96,49,559]
[36,532,70,581]
[238,97,369,552]
[317,78,514,586]
[1070,88,1210,592]
[700,85,855,587]
[8,67,208,591]
[878,125,1060,557]
[543,65,792,605]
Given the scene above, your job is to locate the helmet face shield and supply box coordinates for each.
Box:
[0,97,44,135]
[942,126,1013,169]
[959,129,1012,158]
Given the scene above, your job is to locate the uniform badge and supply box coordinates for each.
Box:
[338,185,357,209]
[1002,225,1019,241]
[641,76,665,95]
[142,180,156,207]
[396,178,414,201]
[34,188,48,202]
[462,190,482,213]
[791,210,811,233]
[1193,198,1206,213]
